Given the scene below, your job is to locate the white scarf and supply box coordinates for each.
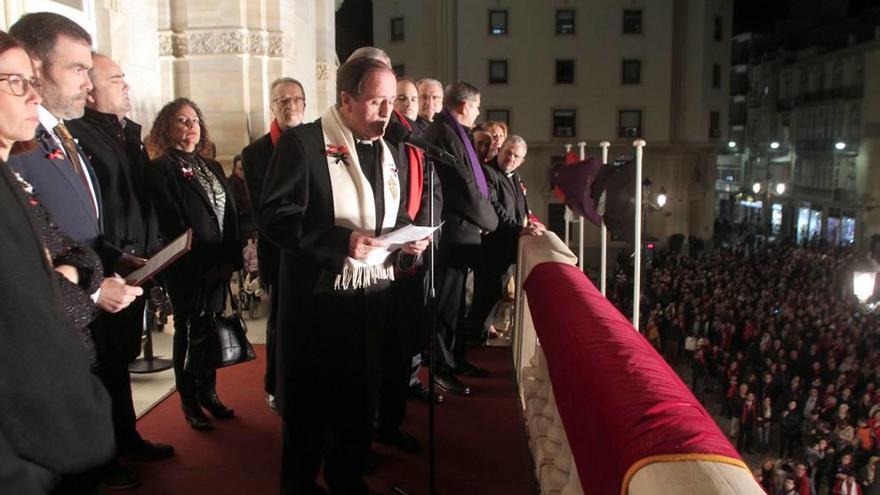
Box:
[321,105,400,290]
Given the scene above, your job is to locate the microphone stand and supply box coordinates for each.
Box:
[389,155,440,495]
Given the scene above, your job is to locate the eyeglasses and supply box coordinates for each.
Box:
[174,116,200,128]
[272,96,306,106]
[0,73,42,97]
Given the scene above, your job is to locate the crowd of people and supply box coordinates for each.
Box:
[0,12,546,495]
[623,241,879,495]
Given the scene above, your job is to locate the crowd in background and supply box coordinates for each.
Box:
[614,240,879,494]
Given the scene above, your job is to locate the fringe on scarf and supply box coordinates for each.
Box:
[333,257,396,291]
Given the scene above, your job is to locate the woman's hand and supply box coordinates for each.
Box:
[55,264,79,285]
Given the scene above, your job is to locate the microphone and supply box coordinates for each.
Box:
[385,121,456,165]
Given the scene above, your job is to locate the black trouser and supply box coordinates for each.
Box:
[280,284,389,495]
[264,283,277,396]
[170,280,226,408]
[435,262,469,371]
[92,298,146,450]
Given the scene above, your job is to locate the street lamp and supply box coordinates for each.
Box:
[656,188,668,208]
[852,255,879,304]
[835,141,847,151]
[728,140,737,149]
[775,183,786,195]
[770,141,780,150]
[752,181,762,194]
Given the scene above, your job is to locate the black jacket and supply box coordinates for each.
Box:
[482,159,528,266]
[0,162,114,492]
[241,132,280,285]
[422,116,497,252]
[148,152,241,312]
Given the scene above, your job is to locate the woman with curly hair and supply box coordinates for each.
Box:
[146,98,241,431]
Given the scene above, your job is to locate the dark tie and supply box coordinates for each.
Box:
[54,122,97,218]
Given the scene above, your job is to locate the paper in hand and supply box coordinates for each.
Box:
[362,223,441,266]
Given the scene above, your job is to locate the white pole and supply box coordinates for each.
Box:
[599,141,610,296]
[632,140,646,330]
[563,143,573,247]
[577,141,587,270]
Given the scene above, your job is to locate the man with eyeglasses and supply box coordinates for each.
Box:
[415,78,443,134]
[241,77,306,413]
[8,11,144,491]
[66,53,174,465]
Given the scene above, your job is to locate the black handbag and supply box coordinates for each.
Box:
[184,284,256,372]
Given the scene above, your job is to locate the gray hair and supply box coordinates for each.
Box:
[270,77,304,96]
[416,78,443,91]
[443,80,480,109]
[503,134,528,153]
[346,46,392,68]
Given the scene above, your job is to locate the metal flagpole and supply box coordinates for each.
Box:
[576,141,587,270]
[599,141,610,296]
[563,143,573,248]
[632,140,646,330]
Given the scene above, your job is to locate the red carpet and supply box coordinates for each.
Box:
[128,345,535,495]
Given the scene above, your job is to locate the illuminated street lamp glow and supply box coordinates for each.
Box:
[656,188,668,208]
[775,183,786,195]
[752,182,762,194]
[728,141,737,149]
[852,255,879,303]
[769,141,780,150]
[835,141,846,150]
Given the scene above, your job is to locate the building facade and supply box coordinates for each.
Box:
[717,15,880,248]
[373,0,734,261]
[1,0,340,169]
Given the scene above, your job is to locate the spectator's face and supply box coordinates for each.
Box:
[87,55,130,118]
[171,104,200,152]
[233,159,243,179]
[37,35,93,119]
[417,81,443,121]
[473,130,492,162]
[784,479,795,490]
[394,79,418,121]
[339,69,396,141]
[270,82,306,130]
[0,47,42,151]
[497,141,526,173]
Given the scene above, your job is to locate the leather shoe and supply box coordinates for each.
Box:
[408,382,445,404]
[376,428,420,453]
[199,395,235,419]
[454,360,489,378]
[119,440,175,461]
[182,405,214,431]
[434,371,470,396]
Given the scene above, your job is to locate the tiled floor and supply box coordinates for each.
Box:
[130,295,268,418]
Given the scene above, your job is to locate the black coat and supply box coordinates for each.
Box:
[241,133,280,285]
[482,159,528,267]
[148,152,241,313]
[66,109,163,364]
[0,162,114,492]
[422,116,497,263]
[258,119,411,417]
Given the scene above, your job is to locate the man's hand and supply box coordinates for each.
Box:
[349,231,386,260]
[401,236,431,256]
[114,254,148,276]
[522,221,546,237]
[54,265,79,285]
[96,276,143,313]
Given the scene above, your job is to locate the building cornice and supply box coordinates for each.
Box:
[158,29,284,57]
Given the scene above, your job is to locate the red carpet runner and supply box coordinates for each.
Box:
[129,345,535,495]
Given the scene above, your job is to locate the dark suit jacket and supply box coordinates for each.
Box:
[0,162,113,493]
[422,116,497,260]
[8,124,122,269]
[483,160,528,267]
[148,152,241,313]
[259,119,411,417]
[386,112,442,229]
[241,132,280,285]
